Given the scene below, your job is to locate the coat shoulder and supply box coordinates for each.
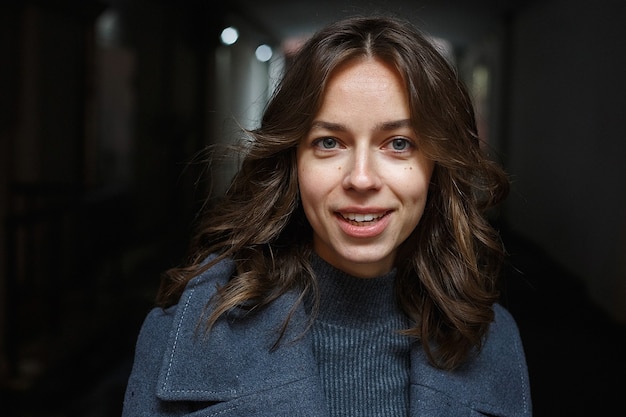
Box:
[410,303,532,417]
[473,303,533,415]
[122,256,235,415]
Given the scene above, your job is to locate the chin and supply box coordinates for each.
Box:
[337,249,395,275]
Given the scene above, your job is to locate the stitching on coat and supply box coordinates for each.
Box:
[512,321,530,415]
[162,288,195,391]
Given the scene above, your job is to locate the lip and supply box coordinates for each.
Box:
[335,208,392,238]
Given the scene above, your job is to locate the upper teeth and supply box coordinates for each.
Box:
[344,213,382,222]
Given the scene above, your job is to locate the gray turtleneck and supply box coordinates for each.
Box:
[308,255,412,417]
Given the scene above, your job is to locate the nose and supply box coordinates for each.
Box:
[342,148,383,191]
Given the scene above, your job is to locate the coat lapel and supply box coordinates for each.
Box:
[155,260,329,415]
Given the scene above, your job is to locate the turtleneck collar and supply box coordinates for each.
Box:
[308,253,404,327]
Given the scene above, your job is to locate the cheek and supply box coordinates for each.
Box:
[392,164,433,201]
[297,164,322,215]
[298,157,342,200]
[411,159,435,196]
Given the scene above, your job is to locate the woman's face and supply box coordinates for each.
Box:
[297,57,434,278]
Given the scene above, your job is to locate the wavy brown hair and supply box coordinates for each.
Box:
[157,15,510,370]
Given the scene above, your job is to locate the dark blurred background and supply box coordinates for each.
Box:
[1,0,625,416]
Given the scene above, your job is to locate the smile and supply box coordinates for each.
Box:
[335,210,392,238]
[339,212,388,226]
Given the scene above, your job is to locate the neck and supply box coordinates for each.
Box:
[309,253,401,326]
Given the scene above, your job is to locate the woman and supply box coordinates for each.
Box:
[122,15,531,417]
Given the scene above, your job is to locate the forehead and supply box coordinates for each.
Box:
[325,56,403,90]
[315,57,410,119]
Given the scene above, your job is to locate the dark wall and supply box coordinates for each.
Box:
[505,0,626,320]
[0,1,224,415]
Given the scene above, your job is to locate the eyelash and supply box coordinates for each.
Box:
[311,136,415,153]
[387,138,414,152]
[313,137,340,149]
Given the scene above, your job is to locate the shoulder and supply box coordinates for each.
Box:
[410,303,532,417]
[186,254,236,291]
[474,303,532,414]
[483,303,531,394]
[490,303,524,341]
[126,253,235,351]
[122,256,236,413]
[463,303,532,415]
[482,303,528,368]
[124,254,314,412]
[132,255,236,352]
[482,303,531,388]
[142,255,235,328]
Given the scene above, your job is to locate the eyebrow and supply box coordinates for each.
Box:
[310,119,413,132]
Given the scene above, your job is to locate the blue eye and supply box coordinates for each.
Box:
[318,137,337,149]
[391,138,411,151]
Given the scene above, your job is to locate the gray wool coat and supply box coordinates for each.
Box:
[122,257,532,417]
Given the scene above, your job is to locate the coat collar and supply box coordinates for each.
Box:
[155,258,324,404]
[154,257,530,417]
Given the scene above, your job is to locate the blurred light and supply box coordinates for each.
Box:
[220,27,239,45]
[255,44,273,62]
[96,8,121,46]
